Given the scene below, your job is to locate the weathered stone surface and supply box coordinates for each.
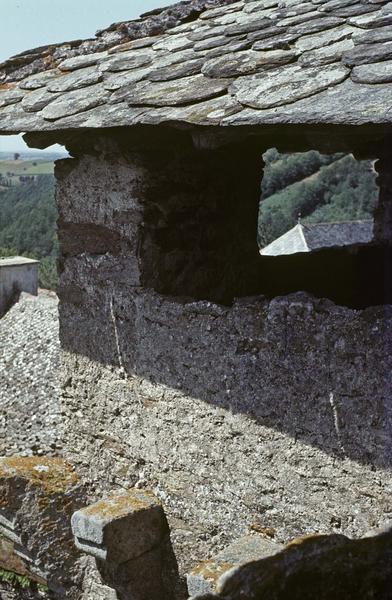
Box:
[41,84,109,120]
[21,87,60,112]
[152,34,194,52]
[187,535,282,596]
[342,41,392,66]
[58,51,108,71]
[291,15,345,35]
[299,38,354,66]
[194,35,242,52]
[202,49,296,78]
[330,3,379,17]
[319,0,368,10]
[0,101,48,132]
[202,37,252,57]
[229,63,349,109]
[194,529,392,600]
[274,9,323,27]
[353,24,392,44]
[0,457,87,598]
[0,86,24,107]
[148,58,204,81]
[38,103,148,130]
[295,24,357,52]
[200,1,245,20]
[143,48,197,71]
[1,0,392,132]
[351,59,392,83]
[224,16,273,36]
[18,69,60,90]
[188,25,227,42]
[348,6,392,28]
[46,66,103,92]
[247,25,288,44]
[109,74,229,107]
[72,489,168,563]
[243,0,278,13]
[252,32,299,51]
[103,68,150,90]
[98,49,154,72]
[137,94,242,125]
[107,36,157,54]
[223,78,392,125]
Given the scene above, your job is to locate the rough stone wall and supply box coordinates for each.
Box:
[55,141,392,589]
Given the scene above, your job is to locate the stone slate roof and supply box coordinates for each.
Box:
[0,292,60,457]
[0,0,392,135]
[260,219,373,255]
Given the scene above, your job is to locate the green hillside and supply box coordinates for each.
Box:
[258,150,378,247]
[0,172,58,289]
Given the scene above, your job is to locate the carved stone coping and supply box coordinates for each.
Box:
[0,456,82,591]
[71,488,169,564]
[187,534,283,597]
[189,530,392,600]
[0,456,78,495]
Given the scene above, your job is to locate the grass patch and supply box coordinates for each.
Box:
[0,568,48,592]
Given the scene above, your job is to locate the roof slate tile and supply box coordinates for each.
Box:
[1,0,392,134]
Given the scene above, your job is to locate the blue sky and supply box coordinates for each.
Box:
[0,0,169,152]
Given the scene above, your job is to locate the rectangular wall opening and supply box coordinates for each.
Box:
[255,148,388,309]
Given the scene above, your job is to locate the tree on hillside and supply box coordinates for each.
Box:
[258,151,378,247]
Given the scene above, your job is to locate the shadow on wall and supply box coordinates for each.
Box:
[55,130,392,473]
[59,281,392,472]
[254,244,392,310]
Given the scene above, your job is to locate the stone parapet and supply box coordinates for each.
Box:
[190,528,392,600]
[72,489,181,600]
[0,457,87,598]
[187,534,282,596]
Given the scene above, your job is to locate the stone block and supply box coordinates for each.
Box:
[0,457,87,598]
[187,534,282,596]
[72,489,181,600]
[191,529,392,600]
[71,488,169,563]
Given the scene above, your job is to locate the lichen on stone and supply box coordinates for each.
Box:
[0,457,78,494]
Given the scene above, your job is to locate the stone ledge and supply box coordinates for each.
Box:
[0,457,86,597]
[0,457,78,496]
[71,488,181,600]
[190,529,392,600]
[187,533,282,596]
[71,488,168,563]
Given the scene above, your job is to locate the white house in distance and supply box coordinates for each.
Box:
[0,256,39,317]
[260,220,374,257]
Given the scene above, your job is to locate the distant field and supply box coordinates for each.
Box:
[0,159,54,188]
[0,159,54,175]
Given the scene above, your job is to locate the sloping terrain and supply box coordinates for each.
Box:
[258,151,378,246]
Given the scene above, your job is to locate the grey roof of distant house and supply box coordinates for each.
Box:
[0,0,392,135]
[260,220,373,255]
[0,256,39,267]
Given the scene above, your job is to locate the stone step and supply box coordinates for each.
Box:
[187,533,283,597]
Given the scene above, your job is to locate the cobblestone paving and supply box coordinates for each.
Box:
[0,291,60,457]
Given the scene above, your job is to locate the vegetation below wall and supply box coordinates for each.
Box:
[0,172,58,290]
[258,149,379,247]
[0,149,380,292]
